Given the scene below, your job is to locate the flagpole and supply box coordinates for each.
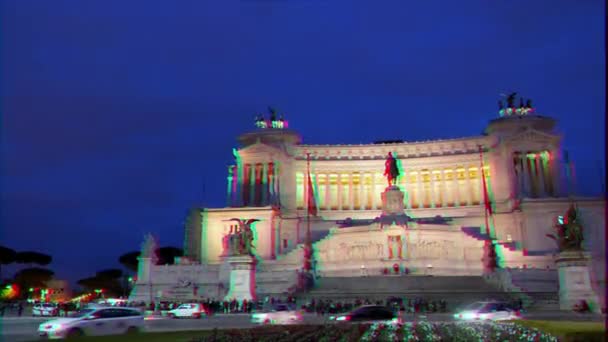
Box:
[306,153,312,272]
[478,145,491,237]
[479,145,497,273]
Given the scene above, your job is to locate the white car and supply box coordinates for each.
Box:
[251,304,303,324]
[167,303,206,318]
[33,303,59,317]
[38,307,144,339]
[454,301,521,321]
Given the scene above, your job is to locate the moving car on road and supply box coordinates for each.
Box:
[38,307,144,339]
[167,303,206,319]
[33,303,59,317]
[251,304,303,324]
[330,305,398,324]
[453,301,521,321]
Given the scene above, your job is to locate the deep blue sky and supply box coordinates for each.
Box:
[1,1,605,284]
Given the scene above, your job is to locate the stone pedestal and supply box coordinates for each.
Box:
[224,255,257,301]
[381,185,405,215]
[555,251,601,313]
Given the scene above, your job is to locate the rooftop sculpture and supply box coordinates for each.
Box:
[498,92,535,117]
[255,107,288,129]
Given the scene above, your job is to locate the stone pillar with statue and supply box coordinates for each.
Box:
[223,218,258,301]
[382,152,404,214]
[129,234,158,304]
[379,152,411,230]
[547,204,601,313]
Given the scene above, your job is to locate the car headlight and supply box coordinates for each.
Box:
[42,324,63,331]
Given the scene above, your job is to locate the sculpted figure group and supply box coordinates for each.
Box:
[225,218,258,256]
[546,204,584,252]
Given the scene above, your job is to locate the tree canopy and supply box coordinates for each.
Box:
[0,246,17,265]
[157,246,183,265]
[15,251,52,265]
[96,268,123,280]
[118,251,140,272]
[14,267,55,287]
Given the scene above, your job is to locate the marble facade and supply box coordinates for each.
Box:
[131,106,604,309]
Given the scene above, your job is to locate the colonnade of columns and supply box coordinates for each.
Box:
[512,151,556,198]
[227,162,280,207]
[296,165,489,211]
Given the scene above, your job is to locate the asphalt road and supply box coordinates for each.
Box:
[1,312,603,342]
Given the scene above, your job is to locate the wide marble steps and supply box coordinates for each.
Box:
[316,275,499,292]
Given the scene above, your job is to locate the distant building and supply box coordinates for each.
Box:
[44,279,71,302]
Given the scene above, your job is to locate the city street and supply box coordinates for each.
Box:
[1,311,604,342]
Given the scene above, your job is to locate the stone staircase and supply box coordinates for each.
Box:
[302,275,511,308]
[256,245,305,296]
[507,268,559,310]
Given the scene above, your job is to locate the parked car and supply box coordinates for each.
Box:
[453,301,521,321]
[330,305,398,324]
[167,303,206,318]
[38,307,144,339]
[251,304,303,324]
[33,303,59,317]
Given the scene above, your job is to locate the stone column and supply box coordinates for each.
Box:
[440,170,448,208]
[525,154,535,197]
[416,170,423,209]
[358,172,365,210]
[253,163,262,206]
[348,173,354,210]
[337,173,343,210]
[429,170,437,208]
[535,153,546,197]
[242,164,251,206]
[546,151,557,196]
[452,168,460,206]
[261,163,269,205]
[268,162,275,205]
[403,169,411,209]
[467,167,476,206]
[371,172,378,209]
[325,173,331,210]
[518,154,526,197]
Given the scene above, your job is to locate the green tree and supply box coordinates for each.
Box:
[0,246,17,281]
[118,251,140,272]
[15,251,52,266]
[14,267,54,288]
[157,246,183,265]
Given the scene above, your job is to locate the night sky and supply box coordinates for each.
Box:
[1,1,605,285]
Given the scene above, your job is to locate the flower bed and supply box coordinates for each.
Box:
[191,322,558,342]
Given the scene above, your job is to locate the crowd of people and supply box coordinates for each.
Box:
[139,296,456,315]
[1,294,524,317]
